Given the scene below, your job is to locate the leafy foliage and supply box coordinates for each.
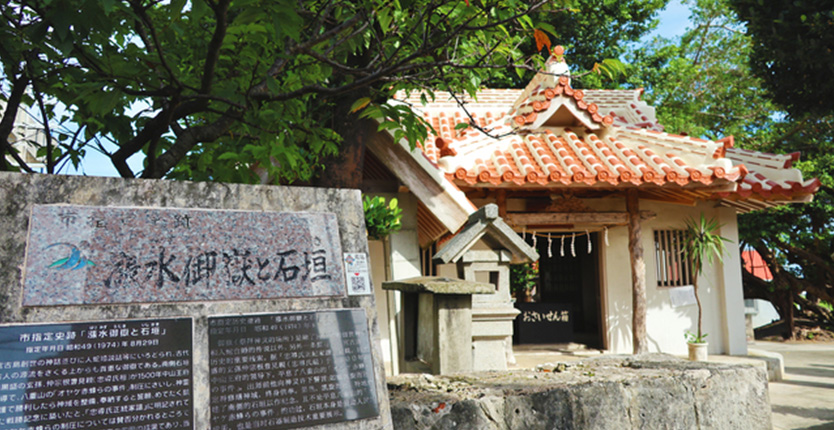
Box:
[631,0,834,334]
[1,0,566,182]
[738,119,834,329]
[628,0,777,140]
[684,331,708,344]
[721,0,834,329]
[684,215,729,276]
[485,0,668,89]
[510,261,539,297]
[729,0,834,117]
[1,0,669,184]
[363,195,402,240]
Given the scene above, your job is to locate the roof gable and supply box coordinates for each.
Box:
[508,56,615,132]
[433,204,539,264]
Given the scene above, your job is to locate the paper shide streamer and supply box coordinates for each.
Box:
[586,229,591,254]
[547,232,552,258]
[571,232,576,257]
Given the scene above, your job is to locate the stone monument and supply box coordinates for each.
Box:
[0,172,391,429]
[433,204,538,371]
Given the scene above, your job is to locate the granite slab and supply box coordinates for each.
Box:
[23,205,345,305]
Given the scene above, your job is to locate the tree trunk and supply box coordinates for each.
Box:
[0,75,30,171]
[315,119,374,189]
[694,278,703,339]
[627,190,648,354]
[782,289,795,339]
[313,91,374,189]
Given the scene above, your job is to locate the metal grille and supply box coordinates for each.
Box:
[654,230,692,287]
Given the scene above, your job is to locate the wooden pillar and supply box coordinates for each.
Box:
[627,190,648,354]
[496,190,507,218]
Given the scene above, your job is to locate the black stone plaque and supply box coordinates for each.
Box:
[513,303,573,344]
[0,318,193,430]
[208,310,378,430]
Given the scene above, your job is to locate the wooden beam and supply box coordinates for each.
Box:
[506,211,655,226]
[366,129,472,232]
[627,189,648,354]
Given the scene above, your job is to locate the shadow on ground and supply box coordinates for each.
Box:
[780,376,834,390]
[784,365,834,379]
[773,405,834,429]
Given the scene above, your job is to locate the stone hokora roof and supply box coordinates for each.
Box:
[432,204,539,265]
[394,47,819,211]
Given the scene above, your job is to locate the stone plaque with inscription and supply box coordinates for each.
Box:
[208,310,378,430]
[0,318,193,430]
[22,205,345,305]
[513,302,573,344]
[2,173,391,428]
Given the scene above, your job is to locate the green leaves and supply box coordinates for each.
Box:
[592,58,628,80]
[363,196,403,240]
[684,331,708,344]
[359,102,430,149]
[350,98,371,113]
[684,214,730,275]
[729,0,834,117]
[683,213,731,340]
[510,262,539,296]
[2,0,663,183]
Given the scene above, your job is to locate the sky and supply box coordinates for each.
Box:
[52,0,693,178]
[653,0,690,40]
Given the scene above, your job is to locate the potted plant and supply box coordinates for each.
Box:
[683,214,730,361]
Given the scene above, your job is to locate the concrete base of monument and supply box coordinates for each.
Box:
[388,354,771,430]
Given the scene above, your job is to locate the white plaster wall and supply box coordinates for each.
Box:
[367,192,422,375]
[750,299,780,328]
[368,240,392,374]
[602,223,634,353]
[717,206,748,355]
[387,193,422,280]
[603,200,747,356]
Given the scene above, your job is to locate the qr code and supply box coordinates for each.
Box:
[350,276,366,292]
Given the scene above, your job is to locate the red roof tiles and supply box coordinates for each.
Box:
[391,56,819,208]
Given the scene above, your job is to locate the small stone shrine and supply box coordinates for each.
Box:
[0,171,390,429]
[433,204,538,371]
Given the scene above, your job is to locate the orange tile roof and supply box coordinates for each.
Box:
[742,250,773,281]
[391,52,819,209]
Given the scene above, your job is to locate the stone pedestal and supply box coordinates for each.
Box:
[462,249,521,371]
[383,276,493,375]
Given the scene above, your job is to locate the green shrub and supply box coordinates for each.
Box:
[363,196,403,240]
[510,261,539,297]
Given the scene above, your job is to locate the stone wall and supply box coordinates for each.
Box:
[389,355,771,430]
[0,172,391,429]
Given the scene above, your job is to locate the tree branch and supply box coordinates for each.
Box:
[26,57,55,173]
[142,109,240,178]
[131,0,184,89]
[110,108,173,177]
[771,236,834,281]
[0,74,30,171]
[201,0,231,93]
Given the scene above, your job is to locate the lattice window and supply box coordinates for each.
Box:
[654,230,692,287]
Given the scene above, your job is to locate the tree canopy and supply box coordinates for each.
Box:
[1,0,669,185]
[0,0,548,183]
[632,0,834,335]
[729,0,834,117]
